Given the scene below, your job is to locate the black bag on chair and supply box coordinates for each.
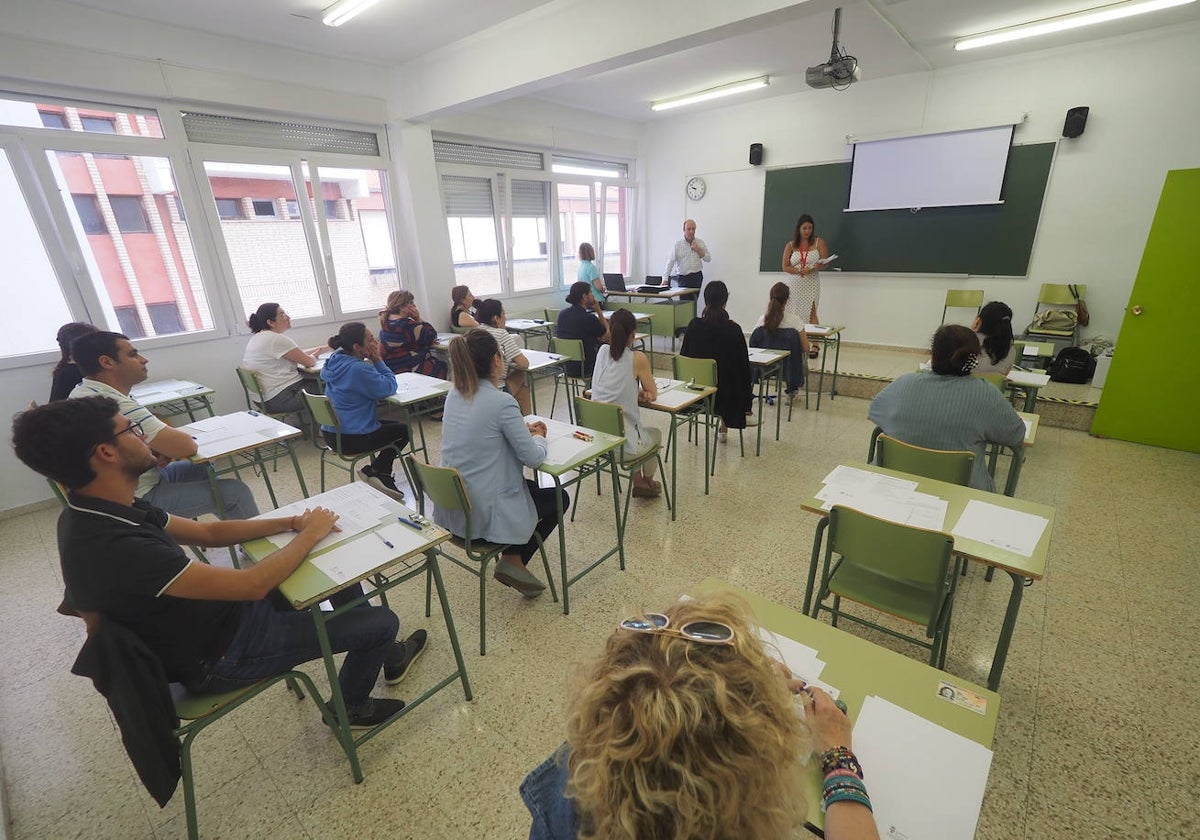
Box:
[1048,347,1095,384]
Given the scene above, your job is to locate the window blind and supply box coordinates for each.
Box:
[181,113,380,156]
[433,140,543,170]
[441,175,494,217]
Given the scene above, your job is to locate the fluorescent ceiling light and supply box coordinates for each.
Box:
[323,0,383,27]
[955,0,1196,50]
[650,76,769,112]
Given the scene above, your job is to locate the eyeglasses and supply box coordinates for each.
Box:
[115,420,145,439]
[618,612,735,645]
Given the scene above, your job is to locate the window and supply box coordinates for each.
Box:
[147,302,184,335]
[171,195,186,221]
[436,139,631,295]
[110,196,150,233]
[310,165,398,311]
[286,199,300,218]
[51,150,213,338]
[114,307,145,338]
[39,111,67,129]
[72,194,107,234]
[324,199,340,220]
[252,199,277,218]
[80,116,117,133]
[0,147,72,356]
[205,161,323,318]
[215,198,242,219]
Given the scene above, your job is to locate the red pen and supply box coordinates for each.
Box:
[573,431,594,442]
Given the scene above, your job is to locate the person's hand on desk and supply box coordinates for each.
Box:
[290,507,340,540]
[527,421,547,438]
[803,685,852,754]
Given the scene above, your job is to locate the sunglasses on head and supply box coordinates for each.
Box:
[618,612,735,645]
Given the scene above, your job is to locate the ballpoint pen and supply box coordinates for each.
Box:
[397,515,423,530]
[373,531,394,549]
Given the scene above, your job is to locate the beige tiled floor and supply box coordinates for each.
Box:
[1,359,1195,839]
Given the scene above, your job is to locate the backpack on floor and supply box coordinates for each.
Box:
[1048,346,1095,384]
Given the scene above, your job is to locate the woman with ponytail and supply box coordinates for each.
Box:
[973,301,1017,375]
[754,281,812,357]
[868,325,1025,491]
[435,330,570,597]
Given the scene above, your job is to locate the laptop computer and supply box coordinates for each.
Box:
[603,273,627,293]
[634,275,666,293]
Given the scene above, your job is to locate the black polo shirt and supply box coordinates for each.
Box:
[59,494,244,684]
[555,304,606,377]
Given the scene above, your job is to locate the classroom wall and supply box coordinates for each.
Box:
[640,21,1200,349]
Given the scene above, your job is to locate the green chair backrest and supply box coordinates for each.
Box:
[236,366,267,409]
[1037,283,1083,306]
[672,355,717,387]
[573,397,625,439]
[944,289,984,310]
[301,390,338,430]
[875,433,974,487]
[550,336,584,363]
[974,372,1006,392]
[406,457,472,517]
[450,325,472,335]
[543,308,559,325]
[827,505,955,635]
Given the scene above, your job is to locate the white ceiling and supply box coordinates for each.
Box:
[61,0,1200,121]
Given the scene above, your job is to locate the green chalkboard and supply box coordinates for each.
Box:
[759,142,1055,275]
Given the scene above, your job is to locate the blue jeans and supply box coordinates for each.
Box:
[143,460,260,519]
[191,586,399,709]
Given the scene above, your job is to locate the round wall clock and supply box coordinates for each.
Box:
[686,176,707,201]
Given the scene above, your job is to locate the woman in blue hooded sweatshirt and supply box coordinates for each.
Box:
[320,321,410,500]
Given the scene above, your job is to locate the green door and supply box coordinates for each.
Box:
[1091,169,1200,451]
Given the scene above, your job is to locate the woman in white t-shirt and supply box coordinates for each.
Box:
[475,298,532,415]
[241,302,325,413]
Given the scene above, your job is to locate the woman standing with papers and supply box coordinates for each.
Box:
[868,325,1025,492]
[782,214,831,355]
[436,330,569,598]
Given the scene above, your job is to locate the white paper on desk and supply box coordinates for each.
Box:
[185,416,228,433]
[951,499,1048,558]
[748,351,778,364]
[817,487,947,531]
[757,628,823,679]
[653,388,703,409]
[803,324,833,335]
[392,385,443,402]
[194,432,263,459]
[852,695,993,840]
[821,466,918,494]
[1022,344,1039,356]
[309,524,430,585]
[544,434,593,465]
[1007,370,1050,387]
[1023,418,1034,438]
[134,378,194,395]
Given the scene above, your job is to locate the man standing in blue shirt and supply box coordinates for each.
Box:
[555,281,609,377]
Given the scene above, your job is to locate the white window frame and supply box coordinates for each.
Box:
[0,86,402,369]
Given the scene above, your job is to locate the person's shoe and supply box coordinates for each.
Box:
[494,562,547,598]
[744,413,760,427]
[632,482,661,499]
[359,465,405,502]
[718,428,728,443]
[808,347,821,359]
[323,696,406,730]
[383,629,428,685]
[786,391,799,405]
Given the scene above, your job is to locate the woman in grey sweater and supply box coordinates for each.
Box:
[868,325,1025,492]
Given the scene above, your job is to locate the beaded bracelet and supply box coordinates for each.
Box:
[819,746,864,778]
[822,778,872,812]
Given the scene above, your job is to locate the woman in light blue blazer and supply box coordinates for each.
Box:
[435,329,570,597]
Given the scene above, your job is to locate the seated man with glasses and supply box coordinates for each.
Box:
[12,396,426,727]
[520,591,880,840]
[68,330,259,519]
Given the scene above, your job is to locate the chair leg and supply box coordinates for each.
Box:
[285,676,305,700]
[424,563,433,618]
[179,732,200,840]
[535,536,559,603]
[478,560,490,656]
[831,595,841,627]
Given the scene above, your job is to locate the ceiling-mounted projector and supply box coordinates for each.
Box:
[806,7,860,90]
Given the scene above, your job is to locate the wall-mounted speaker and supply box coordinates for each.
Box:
[749,143,764,166]
[1062,106,1089,139]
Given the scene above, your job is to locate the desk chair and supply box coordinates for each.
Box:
[573,397,672,531]
[301,391,408,495]
[1023,283,1085,351]
[548,336,588,422]
[236,366,312,444]
[941,290,985,325]
[406,457,558,655]
[811,506,959,668]
[543,309,560,337]
[69,610,324,840]
[867,430,975,487]
[672,354,741,467]
[450,325,473,335]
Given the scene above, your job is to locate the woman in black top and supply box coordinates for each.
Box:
[680,281,755,439]
[49,321,99,402]
[449,285,479,329]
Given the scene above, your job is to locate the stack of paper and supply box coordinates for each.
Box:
[951,500,1048,557]
[816,466,948,531]
[756,628,840,700]
[852,696,993,840]
[257,482,393,553]
[524,414,597,465]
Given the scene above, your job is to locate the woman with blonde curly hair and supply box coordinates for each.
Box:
[521,591,880,840]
